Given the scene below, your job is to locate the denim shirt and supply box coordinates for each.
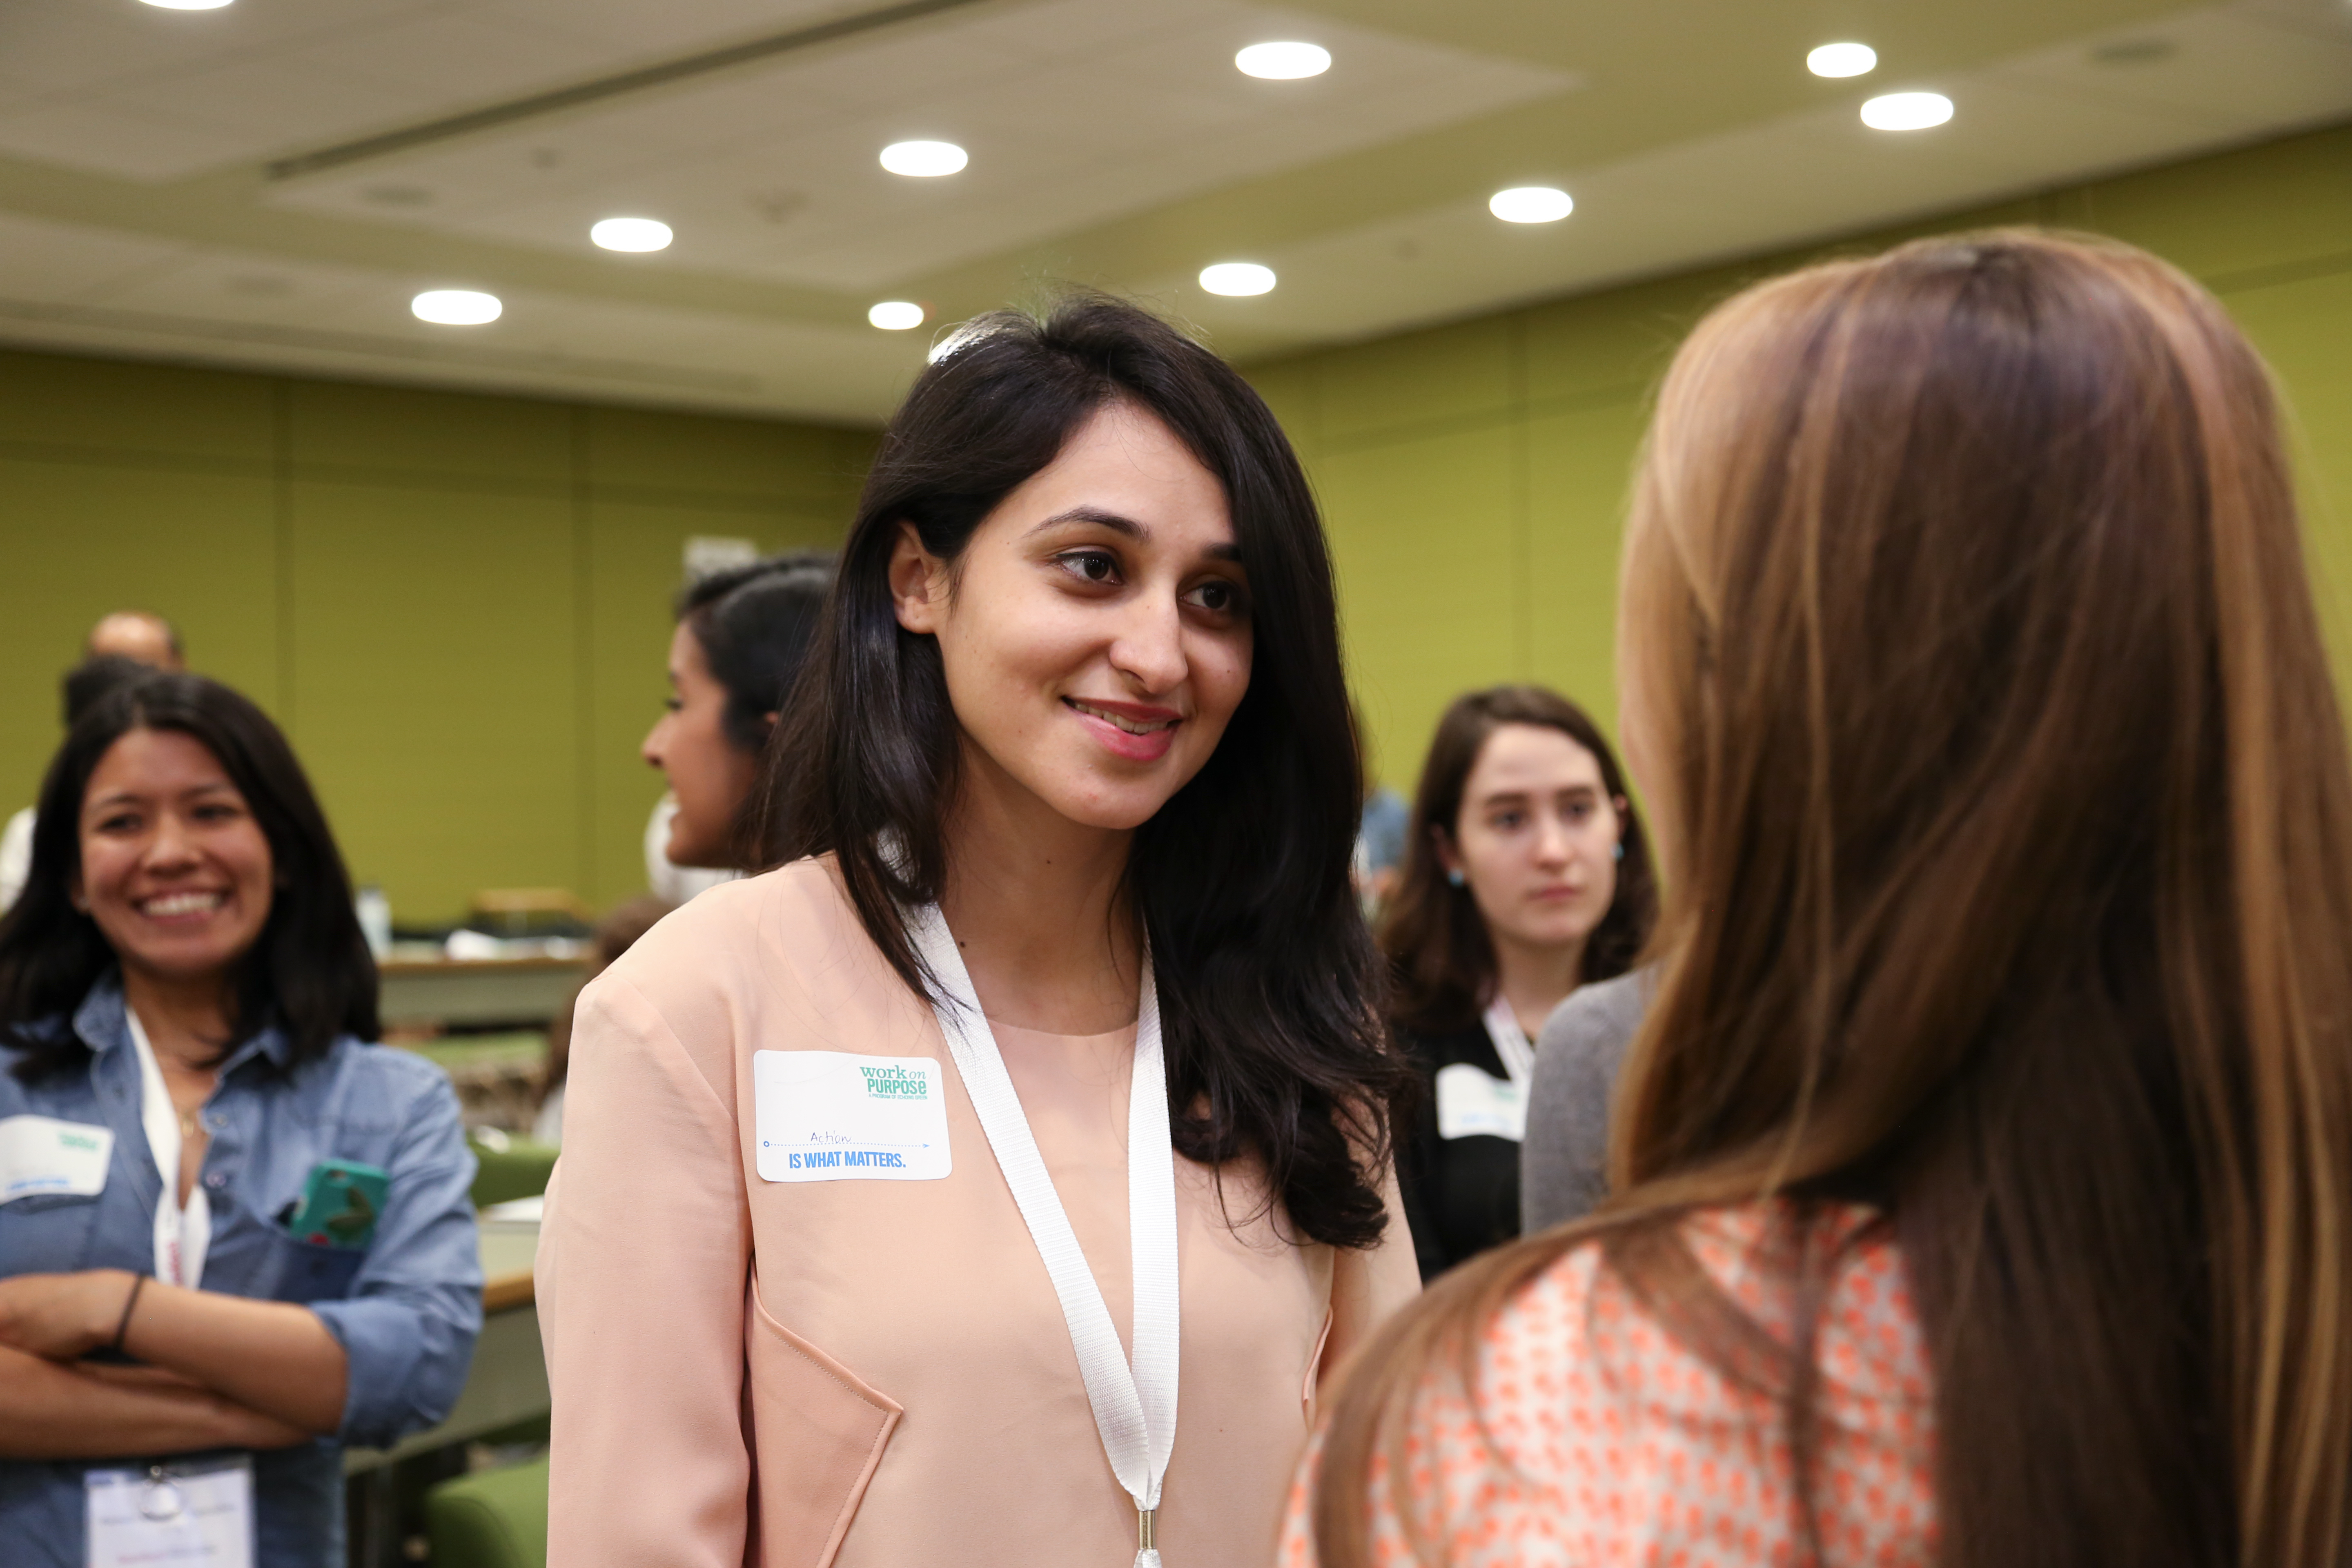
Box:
[0,977,482,1568]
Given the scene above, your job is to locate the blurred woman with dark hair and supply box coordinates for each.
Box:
[541,296,1419,1566]
[1381,686,1654,1279]
[1293,232,2352,1568]
[642,551,834,888]
[0,674,479,1568]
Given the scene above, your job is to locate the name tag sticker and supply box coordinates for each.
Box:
[0,1114,114,1203]
[1434,1064,1526,1143]
[754,1051,952,1183]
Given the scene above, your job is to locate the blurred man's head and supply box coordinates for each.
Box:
[86,611,183,672]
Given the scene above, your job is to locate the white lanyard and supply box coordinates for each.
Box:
[907,904,1178,1567]
[125,1009,209,1289]
[1480,995,1535,1089]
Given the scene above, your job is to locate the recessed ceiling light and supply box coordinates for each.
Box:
[880,140,967,177]
[869,301,925,330]
[412,290,501,326]
[1236,42,1330,79]
[1807,42,1877,78]
[1490,187,1573,224]
[1199,263,1276,297]
[1861,91,1953,130]
[591,217,672,252]
[141,0,234,9]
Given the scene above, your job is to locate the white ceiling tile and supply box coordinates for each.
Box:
[0,100,259,180]
[94,57,425,151]
[1992,7,2352,129]
[261,0,1577,290]
[0,213,196,305]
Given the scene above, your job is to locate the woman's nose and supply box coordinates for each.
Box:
[144,816,201,870]
[1109,596,1187,693]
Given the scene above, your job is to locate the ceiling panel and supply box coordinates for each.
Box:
[0,0,2339,422]
[263,0,1578,290]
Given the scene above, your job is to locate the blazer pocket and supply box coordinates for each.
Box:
[744,1279,902,1568]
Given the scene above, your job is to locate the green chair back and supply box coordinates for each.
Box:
[468,1139,558,1209]
[425,1454,548,1568]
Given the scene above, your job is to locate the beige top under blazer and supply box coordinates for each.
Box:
[537,856,1420,1568]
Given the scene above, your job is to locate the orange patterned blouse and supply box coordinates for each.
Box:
[1281,1202,1937,1567]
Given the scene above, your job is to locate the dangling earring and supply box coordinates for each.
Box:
[1446,868,1466,887]
[1613,842,1624,863]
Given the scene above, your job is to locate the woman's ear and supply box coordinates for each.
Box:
[1430,824,1462,879]
[66,872,87,914]
[889,523,947,635]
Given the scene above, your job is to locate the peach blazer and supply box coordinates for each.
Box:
[538,857,1420,1568]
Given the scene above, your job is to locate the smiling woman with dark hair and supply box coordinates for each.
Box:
[0,673,480,1568]
[540,295,1420,1566]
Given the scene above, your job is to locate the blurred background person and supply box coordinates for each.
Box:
[530,893,671,1146]
[84,612,185,675]
[0,673,480,1567]
[1380,686,1654,1281]
[2,626,185,914]
[641,552,833,898]
[1294,231,2352,1568]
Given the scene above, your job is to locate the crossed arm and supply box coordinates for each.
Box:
[0,1270,347,1459]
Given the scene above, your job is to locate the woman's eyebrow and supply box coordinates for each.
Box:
[1029,506,1145,539]
[1028,506,1243,564]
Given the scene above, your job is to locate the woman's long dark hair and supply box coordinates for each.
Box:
[1,673,378,1080]
[764,294,1410,1250]
[1381,685,1655,1035]
[678,552,835,756]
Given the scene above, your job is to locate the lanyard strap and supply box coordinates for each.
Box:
[907,905,1179,1566]
[125,1008,209,1289]
[1480,995,1535,1088]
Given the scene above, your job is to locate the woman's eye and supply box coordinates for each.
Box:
[1183,580,1244,617]
[664,697,684,713]
[1057,550,1120,585]
[1490,811,1524,831]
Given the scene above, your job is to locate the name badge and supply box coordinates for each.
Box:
[754,1051,952,1183]
[86,1456,253,1568]
[1434,1063,1526,1142]
[0,1114,114,1203]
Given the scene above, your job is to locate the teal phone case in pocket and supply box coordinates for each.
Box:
[283,1160,389,1250]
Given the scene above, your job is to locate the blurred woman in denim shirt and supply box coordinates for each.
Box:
[0,673,480,1566]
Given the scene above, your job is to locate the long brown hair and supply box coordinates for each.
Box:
[1313,230,2352,1568]
[1379,685,1655,1034]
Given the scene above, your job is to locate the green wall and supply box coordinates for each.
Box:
[0,357,875,922]
[1247,120,2352,796]
[4,120,2345,920]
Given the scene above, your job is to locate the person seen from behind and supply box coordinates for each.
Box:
[641,552,833,898]
[1289,229,2352,1567]
[1381,686,1654,1281]
[0,674,480,1566]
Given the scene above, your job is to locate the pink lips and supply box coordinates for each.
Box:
[1064,697,1182,764]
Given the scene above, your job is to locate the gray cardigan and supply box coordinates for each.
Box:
[1519,969,1653,1232]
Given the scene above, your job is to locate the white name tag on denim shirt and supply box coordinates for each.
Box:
[85,1455,253,1568]
[0,1114,113,1202]
[1434,1064,1526,1142]
[753,1051,951,1182]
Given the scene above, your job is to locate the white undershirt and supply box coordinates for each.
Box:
[126,1007,210,1288]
